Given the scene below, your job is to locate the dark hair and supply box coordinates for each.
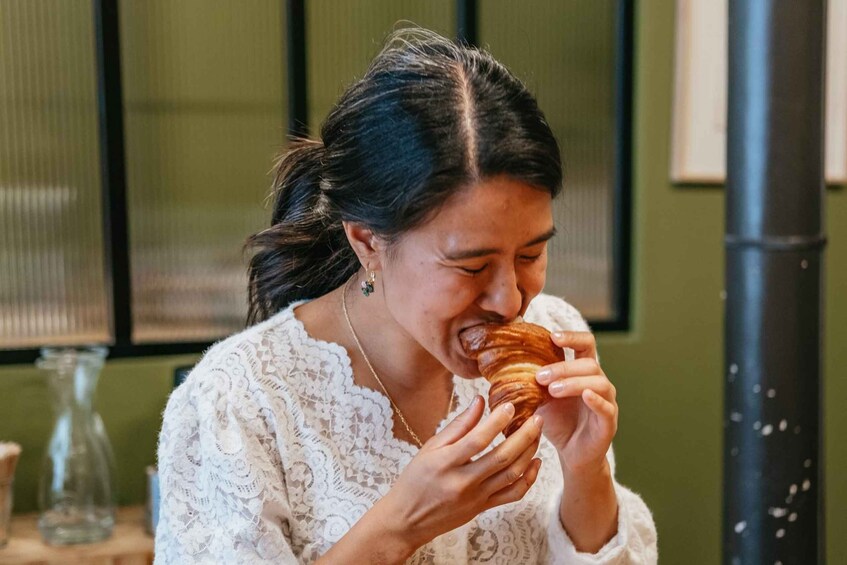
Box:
[245,28,562,324]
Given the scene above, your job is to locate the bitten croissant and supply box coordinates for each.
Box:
[460,322,564,436]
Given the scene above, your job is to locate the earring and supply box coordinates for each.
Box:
[361,271,376,297]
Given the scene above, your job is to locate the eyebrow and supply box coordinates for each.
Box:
[443,227,557,261]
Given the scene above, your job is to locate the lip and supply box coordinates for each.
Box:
[459,323,482,335]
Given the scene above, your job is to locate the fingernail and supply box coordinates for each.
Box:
[552,331,565,340]
[500,402,515,416]
[532,414,543,428]
[549,381,565,395]
[536,368,552,383]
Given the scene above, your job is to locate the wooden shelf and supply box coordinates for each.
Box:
[0,506,153,565]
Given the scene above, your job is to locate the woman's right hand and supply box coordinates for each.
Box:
[378,395,544,551]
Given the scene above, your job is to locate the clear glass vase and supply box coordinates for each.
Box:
[36,346,115,545]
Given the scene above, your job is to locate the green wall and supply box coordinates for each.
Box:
[0,2,843,563]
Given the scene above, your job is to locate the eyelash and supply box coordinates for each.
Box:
[459,254,543,276]
[520,253,542,263]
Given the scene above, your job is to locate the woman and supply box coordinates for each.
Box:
[155,28,657,564]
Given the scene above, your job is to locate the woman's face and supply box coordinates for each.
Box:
[379,175,555,378]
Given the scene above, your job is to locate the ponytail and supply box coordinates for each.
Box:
[245,139,358,324]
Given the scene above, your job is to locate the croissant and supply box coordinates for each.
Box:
[460,322,563,436]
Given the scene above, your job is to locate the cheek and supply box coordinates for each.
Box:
[385,265,478,323]
[521,256,548,296]
[419,272,481,319]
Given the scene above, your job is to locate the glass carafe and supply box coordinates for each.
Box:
[36,346,115,545]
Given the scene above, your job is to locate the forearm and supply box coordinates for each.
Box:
[316,497,419,565]
[558,457,619,553]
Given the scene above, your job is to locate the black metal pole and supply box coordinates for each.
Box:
[93,0,132,346]
[724,2,827,564]
[286,0,308,138]
[456,0,477,46]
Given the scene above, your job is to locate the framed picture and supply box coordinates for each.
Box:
[670,0,846,184]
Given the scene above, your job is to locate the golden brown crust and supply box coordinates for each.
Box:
[460,322,563,436]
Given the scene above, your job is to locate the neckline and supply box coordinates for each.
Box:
[285,303,464,455]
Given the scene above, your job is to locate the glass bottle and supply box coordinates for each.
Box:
[36,346,115,545]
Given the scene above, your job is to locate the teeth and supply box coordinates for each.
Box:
[512,316,524,323]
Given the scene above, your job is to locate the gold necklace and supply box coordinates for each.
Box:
[342,277,454,448]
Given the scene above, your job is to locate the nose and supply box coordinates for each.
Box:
[478,265,523,322]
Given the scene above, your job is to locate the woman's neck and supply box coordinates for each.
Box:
[296,283,453,394]
[296,282,456,446]
[340,282,452,392]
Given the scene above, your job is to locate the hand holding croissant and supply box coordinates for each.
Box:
[461,322,620,552]
[461,323,618,477]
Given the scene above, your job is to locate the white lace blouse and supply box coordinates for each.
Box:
[155,293,658,564]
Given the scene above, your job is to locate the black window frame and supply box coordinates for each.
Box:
[0,0,633,365]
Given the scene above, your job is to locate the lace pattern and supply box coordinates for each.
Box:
[155,293,658,564]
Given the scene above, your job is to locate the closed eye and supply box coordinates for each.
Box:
[519,253,543,262]
[459,265,488,275]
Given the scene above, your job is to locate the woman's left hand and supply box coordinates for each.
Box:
[534,331,618,476]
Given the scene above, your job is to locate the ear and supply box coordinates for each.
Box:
[342,221,388,270]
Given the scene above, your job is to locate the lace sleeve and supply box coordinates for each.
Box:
[154,343,299,564]
[544,479,658,564]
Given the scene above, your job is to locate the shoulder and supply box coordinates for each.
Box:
[523,293,591,333]
[164,304,305,420]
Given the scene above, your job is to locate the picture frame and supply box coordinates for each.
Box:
[670,0,846,184]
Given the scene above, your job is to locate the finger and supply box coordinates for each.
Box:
[478,435,541,496]
[582,389,618,429]
[427,395,485,448]
[551,331,597,360]
[483,458,542,510]
[536,358,603,385]
[468,413,543,478]
[449,401,515,463]
[547,376,616,401]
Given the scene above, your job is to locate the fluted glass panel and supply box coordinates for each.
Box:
[0,0,111,349]
[308,0,454,128]
[120,0,286,342]
[481,0,618,320]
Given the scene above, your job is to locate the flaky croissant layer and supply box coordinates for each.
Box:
[460,322,563,436]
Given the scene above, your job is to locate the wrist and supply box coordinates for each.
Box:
[557,457,618,554]
[319,495,418,564]
[367,495,421,561]
[559,454,612,486]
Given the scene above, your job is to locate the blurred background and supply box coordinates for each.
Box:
[0,1,844,563]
